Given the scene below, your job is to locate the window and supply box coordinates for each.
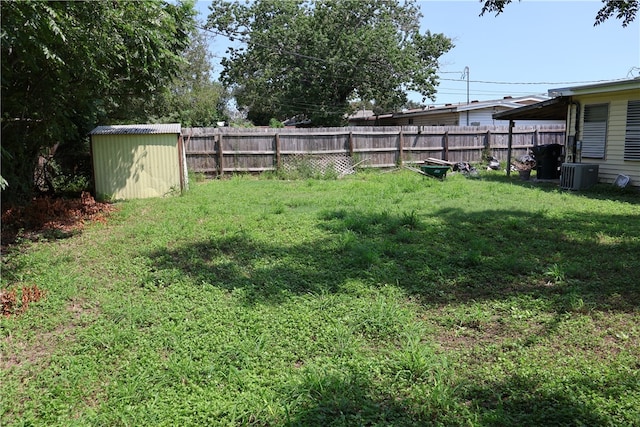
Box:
[624,100,640,161]
[582,104,608,159]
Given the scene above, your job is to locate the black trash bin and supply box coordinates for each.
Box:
[531,144,563,179]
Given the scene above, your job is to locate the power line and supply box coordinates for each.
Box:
[202,15,639,87]
[200,26,633,118]
[437,77,632,85]
[203,25,631,90]
[432,87,545,95]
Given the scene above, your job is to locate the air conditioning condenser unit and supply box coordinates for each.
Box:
[560,163,599,190]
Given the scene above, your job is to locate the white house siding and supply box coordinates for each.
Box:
[404,108,564,127]
[400,112,459,126]
[466,109,494,126]
[472,109,565,127]
[575,91,640,186]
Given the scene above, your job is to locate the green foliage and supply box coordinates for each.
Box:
[0,0,197,203]
[206,0,453,126]
[40,158,91,196]
[269,118,285,128]
[480,0,637,27]
[1,146,12,191]
[153,79,229,127]
[151,28,230,127]
[594,0,638,27]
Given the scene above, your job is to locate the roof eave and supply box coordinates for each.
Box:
[392,107,457,118]
[492,97,570,121]
[548,78,640,97]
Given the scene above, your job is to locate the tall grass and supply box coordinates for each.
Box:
[2,170,639,426]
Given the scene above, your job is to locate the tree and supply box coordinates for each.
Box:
[206,0,453,126]
[151,28,230,127]
[349,98,422,116]
[480,0,638,27]
[1,0,196,203]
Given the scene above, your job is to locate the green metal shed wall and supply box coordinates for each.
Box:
[92,133,181,200]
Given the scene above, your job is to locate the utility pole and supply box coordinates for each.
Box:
[462,66,470,125]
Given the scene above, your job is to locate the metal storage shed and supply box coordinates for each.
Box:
[89,123,188,200]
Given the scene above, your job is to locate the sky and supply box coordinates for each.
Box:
[196,0,639,107]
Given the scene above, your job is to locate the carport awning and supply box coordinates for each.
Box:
[493,96,570,178]
[492,96,570,121]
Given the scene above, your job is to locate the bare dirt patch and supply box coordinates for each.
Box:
[1,298,99,372]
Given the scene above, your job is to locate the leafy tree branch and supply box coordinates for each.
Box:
[206,0,453,126]
[480,0,638,27]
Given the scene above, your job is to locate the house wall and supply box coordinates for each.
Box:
[376,108,564,128]
[467,109,495,126]
[573,90,640,186]
[472,108,565,127]
[395,112,459,126]
[353,116,398,126]
[564,103,579,163]
[92,133,181,200]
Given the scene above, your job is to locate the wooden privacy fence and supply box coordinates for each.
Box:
[182,125,565,176]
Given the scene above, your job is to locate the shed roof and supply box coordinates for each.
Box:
[90,123,181,135]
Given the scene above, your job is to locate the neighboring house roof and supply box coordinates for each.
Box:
[90,123,181,135]
[349,95,552,122]
[349,109,375,119]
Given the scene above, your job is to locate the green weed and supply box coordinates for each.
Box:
[1,169,639,426]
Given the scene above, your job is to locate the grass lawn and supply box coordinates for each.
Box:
[2,169,639,426]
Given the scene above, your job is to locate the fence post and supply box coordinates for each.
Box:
[534,128,539,147]
[217,132,224,177]
[443,131,449,161]
[275,132,281,171]
[506,120,514,177]
[485,129,491,160]
[398,129,404,166]
[178,134,185,192]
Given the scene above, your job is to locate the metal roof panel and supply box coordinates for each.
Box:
[90,123,181,135]
[492,97,569,121]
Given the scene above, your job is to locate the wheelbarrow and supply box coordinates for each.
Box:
[419,165,450,179]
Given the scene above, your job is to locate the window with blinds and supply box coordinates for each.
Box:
[624,100,640,161]
[582,104,608,159]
